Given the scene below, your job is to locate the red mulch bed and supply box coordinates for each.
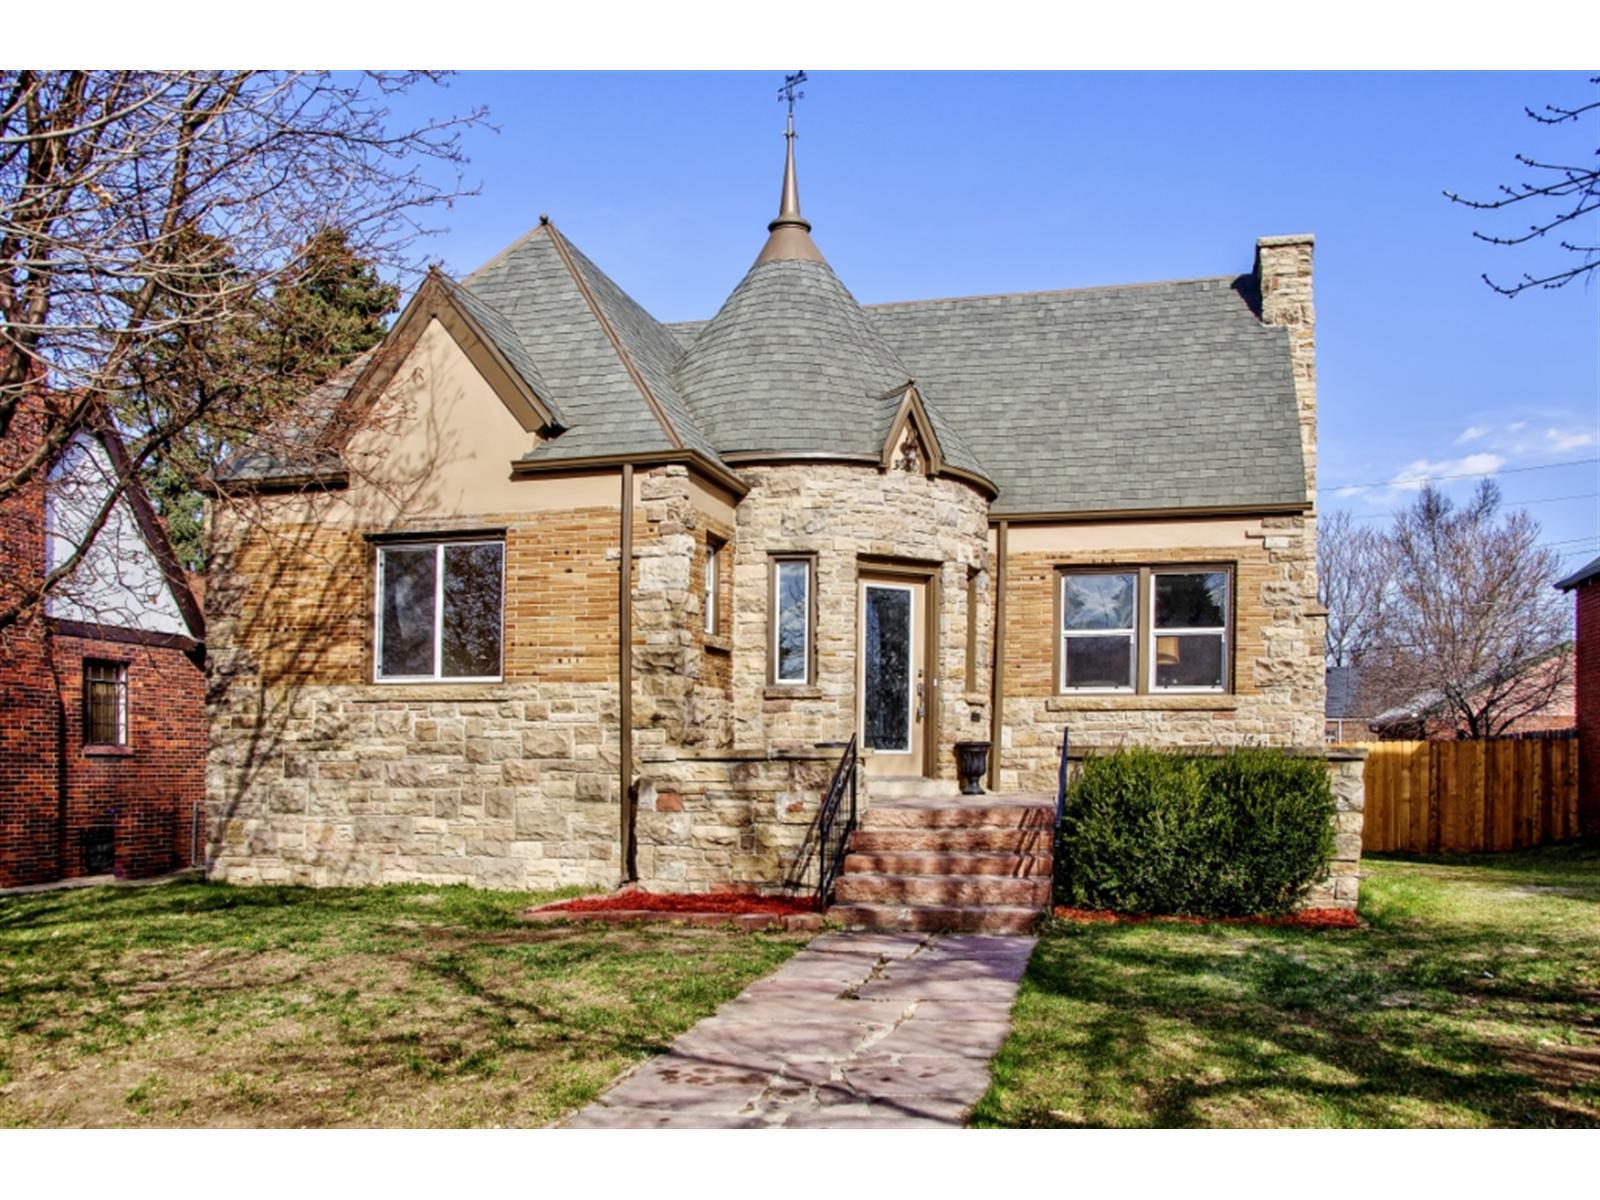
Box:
[537,890,815,917]
[1053,905,1361,930]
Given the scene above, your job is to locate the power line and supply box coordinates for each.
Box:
[1319,456,1600,493]
[1348,491,1600,521]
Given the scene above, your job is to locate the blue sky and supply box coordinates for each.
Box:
[386,71,1598,567]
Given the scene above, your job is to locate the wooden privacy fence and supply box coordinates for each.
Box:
[1340,733,1581,853]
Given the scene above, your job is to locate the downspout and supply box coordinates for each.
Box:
[988,520,1008,791]
[618,463,637,883]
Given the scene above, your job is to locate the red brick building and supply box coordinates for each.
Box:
[1556,556,1598,835]
[0,401,206,888]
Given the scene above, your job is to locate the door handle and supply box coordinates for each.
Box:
[916,670,925,722]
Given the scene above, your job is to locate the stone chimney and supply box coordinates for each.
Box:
[1255,234,1316,502]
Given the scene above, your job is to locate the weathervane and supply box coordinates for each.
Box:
[778,71,808,130]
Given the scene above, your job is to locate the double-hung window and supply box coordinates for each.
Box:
[83,659,128,745]
[770,555,814,685]
[375,539,504,682]
[1059,566,1230,694]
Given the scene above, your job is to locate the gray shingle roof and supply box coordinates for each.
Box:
[216,352,371,481]
[673,258,918,462]
[439,276,562,429]
[1556,555,1600,591]
[866,277,1308,513]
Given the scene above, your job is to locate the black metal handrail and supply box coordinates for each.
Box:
[1055,725,1070,833]
[815,734,858,910]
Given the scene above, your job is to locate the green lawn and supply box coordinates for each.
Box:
[0,882,806,1127]
[973,840,1600,1127]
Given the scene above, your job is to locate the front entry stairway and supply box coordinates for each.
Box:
[827,792,1055,934]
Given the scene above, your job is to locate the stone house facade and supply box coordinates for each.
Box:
[0,399,207,888]
[206,128,1354,904]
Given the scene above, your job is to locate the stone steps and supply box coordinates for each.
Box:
[841,850,1052,877]
[834,872,1051,907]
[828,791,1055,935]
[825,902,1041,936]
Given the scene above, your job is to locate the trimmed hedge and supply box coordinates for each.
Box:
[1055,747,1335,917]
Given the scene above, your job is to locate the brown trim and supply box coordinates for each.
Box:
[988,520,1008,789]
[543,222,684,451]
[363,527,507,545]
[878,386,945,476]
[510,449,748,499]
[206,471,349,496]
[990,501,1311,525]
[47,617,200,655]
[965,567,980,694]
[855,554,940,578]
[767,552,819,687]
[619,464,636,883]
[718,447,999,499]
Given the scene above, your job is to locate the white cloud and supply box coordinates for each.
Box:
[1386,452,1505,494]
[1455,425,1488,445]
[1545,427,1597,453]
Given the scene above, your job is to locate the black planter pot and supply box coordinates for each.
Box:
[953,740,991,796]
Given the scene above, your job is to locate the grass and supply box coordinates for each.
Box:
[0,881,807,1127]
[972,839,1600,1128]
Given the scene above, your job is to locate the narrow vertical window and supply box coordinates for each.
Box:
[965,567,980,693]
[376,540,504,681]
[1060,572,1136,691]
[83,660,127,746]
[772,558,811,684]
[1152,570,1228,691]
[704,538,722,636]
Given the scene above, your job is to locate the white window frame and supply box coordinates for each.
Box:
[1059,571,1137,694]
[771,557,812,686]
[373,539,505,684]
[704,539,720,636]
[1148,569,1229,694]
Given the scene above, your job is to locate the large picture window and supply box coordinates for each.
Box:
[375,540,504,682]
[1059,565,1231,694]
[770,556,814,685]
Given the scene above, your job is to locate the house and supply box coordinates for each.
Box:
[205,123,1349,908]
[0,398,207,888]
[1325,664,1377,742]
[1556,556,1598,835]
[1367,642,1576,741]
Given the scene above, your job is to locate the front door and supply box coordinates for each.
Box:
[859,576,928,777]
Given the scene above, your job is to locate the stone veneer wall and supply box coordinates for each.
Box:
[205,496,632,889]
[725,463,993,777]
[997,514,1326,791]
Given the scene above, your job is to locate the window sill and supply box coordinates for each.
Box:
[1046,694,1238,712]
[764,685,823,701]
[704,634,732,655]
[351,684,514,702]
[83,744,134,757]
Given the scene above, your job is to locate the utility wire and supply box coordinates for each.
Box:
[1348,491,1600,520]
[1320,456,1599,493]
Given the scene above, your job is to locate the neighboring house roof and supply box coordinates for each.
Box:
[1370,641,1574,730]
[1325,665,1368,720]
[1555,555,1600,591]
[222,137,1307,518]
[45,422,205,647]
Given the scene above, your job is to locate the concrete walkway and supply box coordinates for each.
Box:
[561,930,1035,1128]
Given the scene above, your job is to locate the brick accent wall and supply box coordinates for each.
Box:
[1576,581,1599,835]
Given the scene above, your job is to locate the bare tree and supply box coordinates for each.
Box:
[1445,75,1599,297]
[0,71,487,632]
[1381,480,1572,738]
[1318,509,1397,669]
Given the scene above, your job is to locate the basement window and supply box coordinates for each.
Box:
[375,540,504,682]
[83,659,128,746]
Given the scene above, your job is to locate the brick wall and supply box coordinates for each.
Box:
[1577,582,1598,835]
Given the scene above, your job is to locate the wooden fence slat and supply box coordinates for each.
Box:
[1345,734,1580,855]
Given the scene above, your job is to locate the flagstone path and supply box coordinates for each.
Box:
[560,930,1035,1128]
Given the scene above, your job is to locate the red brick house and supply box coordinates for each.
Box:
[1368,642,1576,742]
[1556,556,1598,835]
[0,399,206,888]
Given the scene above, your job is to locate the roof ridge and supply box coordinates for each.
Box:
[864,273,1244,312]
[461,222,552,285]
[542,219,684,452]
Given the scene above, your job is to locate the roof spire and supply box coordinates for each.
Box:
[755,72,824,265]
